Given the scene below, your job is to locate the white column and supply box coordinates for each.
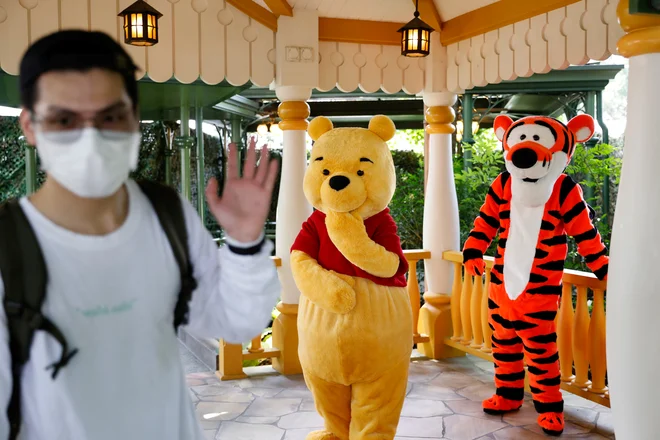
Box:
[275,87,313,305]
[422,92,460,295]
[607,3,660,438]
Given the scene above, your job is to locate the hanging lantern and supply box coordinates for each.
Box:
[398,0,434,57]
[118,0,163,47]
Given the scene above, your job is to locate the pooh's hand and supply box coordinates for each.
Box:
[325,211,401,279]
[290,251,357,314]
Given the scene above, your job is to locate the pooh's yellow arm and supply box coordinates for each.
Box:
[325,211,401,279]
[291,250,357,314]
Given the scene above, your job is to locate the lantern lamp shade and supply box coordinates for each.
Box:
[118,0,163,47]
[398,15,434,57]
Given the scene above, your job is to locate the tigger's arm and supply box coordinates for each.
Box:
[462,173,506,275]
[560,176,609,280]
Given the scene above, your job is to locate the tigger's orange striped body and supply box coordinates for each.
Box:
[463,114,609,436]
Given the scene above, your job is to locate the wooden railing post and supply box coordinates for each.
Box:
[450,262,463,341]
[470,274,484,348]
[407,257,422,338]
[588,288,608,394]
[481,268,493,353]
[217,340,247,381]
[573,286,592,389]
[558,283,576,383]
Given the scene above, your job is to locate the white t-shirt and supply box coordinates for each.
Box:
[0,180,281,440]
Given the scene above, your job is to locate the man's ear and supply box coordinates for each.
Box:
[567,114,595,143]
[493,115,514,142]
[19,108,37,146]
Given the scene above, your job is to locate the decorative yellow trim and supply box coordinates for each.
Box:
[226,0,278,31]
[440,0,581,45]
[278,101,311,131]
[617,0,660,57]
[413,0,442,33]
[264,0,293,17]
[271,302,301,375]
[425,106,456,134]
[319,18,404,46]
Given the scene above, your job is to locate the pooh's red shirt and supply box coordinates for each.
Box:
[291,209,409,288]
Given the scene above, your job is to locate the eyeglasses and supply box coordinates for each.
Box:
[31,108,138,142]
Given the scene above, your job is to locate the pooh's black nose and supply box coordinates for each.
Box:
[511,148,538,169]
[329,175,350,191]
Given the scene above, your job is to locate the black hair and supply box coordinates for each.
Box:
[19,30,139,111]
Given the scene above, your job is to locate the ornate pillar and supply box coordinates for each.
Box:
[178,91,192,202]
[271,86,313,376]
[418,92,464,360]
[607,1,660,438]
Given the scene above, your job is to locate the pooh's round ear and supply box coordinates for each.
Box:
[493,115,514,142]
[567,114,595,143]
[308,116,334,141]
[368,115,396,142]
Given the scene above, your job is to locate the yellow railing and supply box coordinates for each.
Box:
[442,250,609,407]
[216,252,430,379]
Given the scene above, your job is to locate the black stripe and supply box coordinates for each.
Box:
[489,323,496,331]
[463,248,484,262]
[523,344,546,355]
[563,201,587,224]
[488,187,504,205]
[525,310,557,321]
[493,352,525,362]
[548,210,562,220]
[501,171,511,189]
[534,120,558,140]
[527,285,563,295]
[534,400,564,414]
[529,273,549,283]
[527,365,549,376]
[496,387,525,401]
[468,231,491,243]
[541,235,567,246]
[540,220,555,231]
[498,238,507,249]
[499,210,510,220]
[493,264,504,273]
[528,333,557,344]
[513,320,538,331]
[531,352,560,365]
[494,252,502,259]
[534,249,549,259]
[584,248,607,264]
[537,375,562,387]
[559,175,578,206]
[488,298,500,309]
[491,313,513,329]
[496,371,526,382]
[537,260,565,271]
[562,127,570,155]
[593,263,608,281]
[479,211,500,229]
[492,335,522,346]
[529,386,544,395]
[506,121,527,142]
[574,227,598,243]
[490,272,503,284]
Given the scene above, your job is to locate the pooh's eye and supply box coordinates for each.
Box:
[323,169,330,176]
[357,170,364,177]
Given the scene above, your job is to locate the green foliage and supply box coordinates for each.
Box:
[389,150,424,250]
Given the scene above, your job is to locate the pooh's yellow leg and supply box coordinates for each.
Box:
[303,369,351,440]
[349,359,409,439]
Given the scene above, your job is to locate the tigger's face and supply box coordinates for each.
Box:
[494,114,595,188]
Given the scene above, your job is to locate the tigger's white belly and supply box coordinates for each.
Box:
[503,199,545,300]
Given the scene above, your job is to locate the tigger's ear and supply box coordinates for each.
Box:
[493,115,514,142]
[567,114,595,143]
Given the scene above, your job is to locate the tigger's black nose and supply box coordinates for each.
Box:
[511,148,537,169]
[329,176,350,191]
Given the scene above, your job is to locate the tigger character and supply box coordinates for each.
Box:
[462,114,609,436]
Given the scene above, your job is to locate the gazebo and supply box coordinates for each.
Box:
[0,0,656,438]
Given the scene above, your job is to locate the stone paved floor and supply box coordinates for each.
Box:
[182,347,615,440]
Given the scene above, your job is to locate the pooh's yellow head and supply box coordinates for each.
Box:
[304,115,397,219]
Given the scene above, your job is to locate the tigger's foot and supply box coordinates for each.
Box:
[482,395,523,415]
[538,412,564,436]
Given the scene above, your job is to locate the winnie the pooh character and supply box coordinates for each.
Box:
[290,115,413,440]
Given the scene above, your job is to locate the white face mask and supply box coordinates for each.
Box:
[35,128,141,198]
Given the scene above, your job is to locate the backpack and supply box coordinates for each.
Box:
[0,181,198,440]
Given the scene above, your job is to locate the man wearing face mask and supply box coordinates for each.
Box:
[0,30,281,440]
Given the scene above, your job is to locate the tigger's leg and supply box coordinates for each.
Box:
[518,306,564,437]
[483,289,525,415]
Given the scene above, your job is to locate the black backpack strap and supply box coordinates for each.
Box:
[137,181,197,330]
[0,201,78,440]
